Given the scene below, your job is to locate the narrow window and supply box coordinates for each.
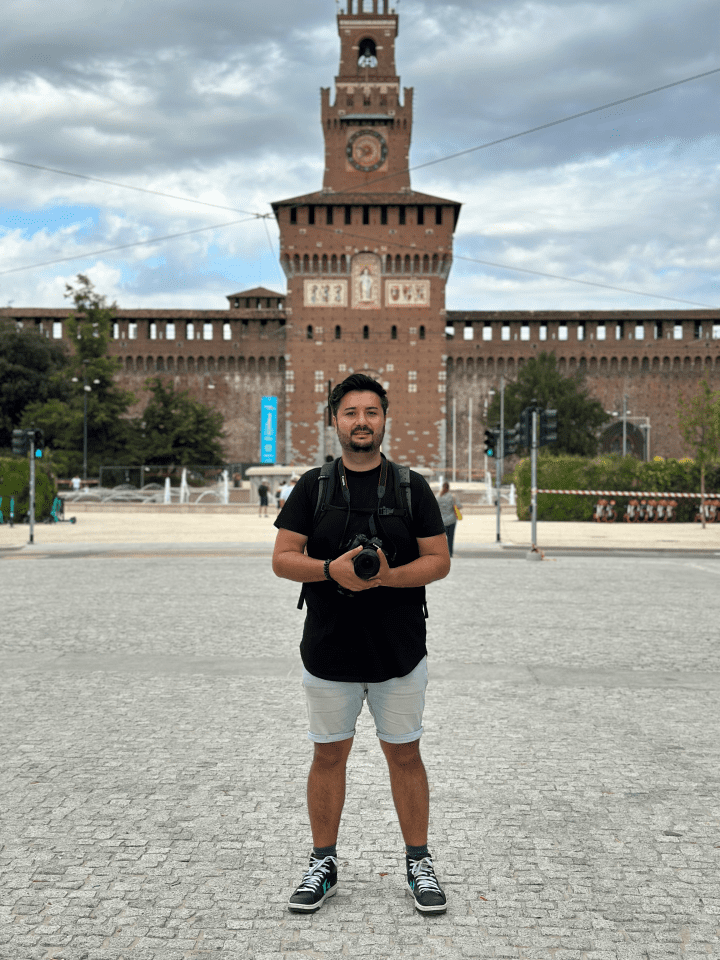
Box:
[520,324,530,341]
[398,205,406,225]
[307,325,313,340]
[363,205,370,225]
[501,324,511,341]
[111,322,119,340]
[483,324,492,342]
[308,205,315,225]
[673,323,683,340]
[635,324,644,340]
[203,323,213,341]
[655,320,663,339]
[616,321,624,340]
[417,206,424,225]
[326,206,334,226]
[464,326,474,341]
[558,324,568,341]
[223,323,232,341]
[345,205,352,225]
[694,321,702,339]
[166,322,176,340]
[52,321,63,339]
[335,325,342,340]
[149,322,157,340]
[363,325,369,340]
[596,324,606,341]
[435,205,443,225]
[577,323,585,341]
[290,207,297,224]
[381,206,388,225]
[128,323,138,340]
[391,325,397,340]
[539,324,547,341]
[419,325,426,340]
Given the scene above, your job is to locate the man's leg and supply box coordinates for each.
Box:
[307,737,354,847]
[379,739,429,846]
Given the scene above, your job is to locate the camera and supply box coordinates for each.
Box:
[348,533,384,580]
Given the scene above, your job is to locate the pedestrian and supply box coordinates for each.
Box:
[436,481,462,557]
[272,372,451,915]
[278,476,297,510]
[257,479,271,517]
[71,475,81,492]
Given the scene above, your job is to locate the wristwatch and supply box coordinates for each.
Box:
[323,558,334,582]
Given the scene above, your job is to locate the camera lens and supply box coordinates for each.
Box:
[353,548,381,580]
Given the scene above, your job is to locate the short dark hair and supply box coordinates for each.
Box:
[329,373,388,418]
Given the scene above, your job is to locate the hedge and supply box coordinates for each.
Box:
[0,458,58,522]
[512,454,720,522]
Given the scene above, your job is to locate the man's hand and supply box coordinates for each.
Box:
[329,546,382,592]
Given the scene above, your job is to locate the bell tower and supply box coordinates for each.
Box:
[272,0,461,469]
[321,0,412,193]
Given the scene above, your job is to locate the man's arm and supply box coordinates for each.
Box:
[272,528,378,592]
[373,533,450,589]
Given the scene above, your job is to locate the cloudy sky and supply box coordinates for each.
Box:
[1,0,717,312]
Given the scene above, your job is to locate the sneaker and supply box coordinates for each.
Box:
[406,853,447,914]
[288,854,338,913]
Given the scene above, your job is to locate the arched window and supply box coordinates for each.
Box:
[363,325,370,340]
[331,254,338,273]
[322,255,328,273]
[422,255,429,273]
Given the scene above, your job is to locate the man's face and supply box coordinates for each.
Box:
[333,390,386,454]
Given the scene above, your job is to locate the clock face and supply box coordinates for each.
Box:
[347,129,388,172]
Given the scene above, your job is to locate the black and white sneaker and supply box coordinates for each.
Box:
[288,854,338,913]
[406,853,447,914]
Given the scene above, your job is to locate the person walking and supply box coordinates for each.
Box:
[257,479,270,517]
[437,481,462,558]
[278,477,297,510]
[273,373,451,915]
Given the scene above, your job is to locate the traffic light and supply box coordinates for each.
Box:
[504,425,520,455]
[32,428,44,459]
[539,409,558,446]
[483,428,497,457]
[12,429,28,456]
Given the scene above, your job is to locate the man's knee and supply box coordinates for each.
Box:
[380,738,422,767]
[313,738,354,767]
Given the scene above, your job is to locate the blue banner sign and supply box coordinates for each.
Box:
[261,396,278,464]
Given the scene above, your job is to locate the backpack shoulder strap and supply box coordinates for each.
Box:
[298,460,339,611]
[392,462,413,524]
[314,459,338,525]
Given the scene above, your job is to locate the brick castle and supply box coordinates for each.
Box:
[3,0,718,469]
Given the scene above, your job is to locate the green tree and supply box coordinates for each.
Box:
[19,276,136,477]
[677,378,720,528]
[0,326,70,449]
[129,377,225,467]
[487,352,610,456]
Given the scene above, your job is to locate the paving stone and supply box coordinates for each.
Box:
[1,554,719,958]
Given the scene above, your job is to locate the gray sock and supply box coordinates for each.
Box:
[313,844,337,860]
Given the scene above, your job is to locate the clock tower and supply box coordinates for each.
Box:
[272,0,461,468]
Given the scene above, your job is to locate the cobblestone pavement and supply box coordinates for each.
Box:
[2,553,719,959]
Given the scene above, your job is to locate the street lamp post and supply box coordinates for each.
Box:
[71,362,100,481]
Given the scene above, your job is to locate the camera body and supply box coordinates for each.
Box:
[348,533,384,581]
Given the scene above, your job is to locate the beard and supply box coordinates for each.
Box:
[341,424,385,454]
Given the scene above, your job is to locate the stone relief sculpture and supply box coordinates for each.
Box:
[352,253,381,309]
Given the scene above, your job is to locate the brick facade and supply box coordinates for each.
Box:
[2,1,719,469]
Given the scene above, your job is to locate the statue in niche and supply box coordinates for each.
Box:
[359,268,374,302]
[358,38,378,69]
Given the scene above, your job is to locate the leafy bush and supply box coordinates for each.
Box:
[513,454,719,522]
[0,457,57,521]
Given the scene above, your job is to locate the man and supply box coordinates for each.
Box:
[272,373,451,915]
[257,479,270,517]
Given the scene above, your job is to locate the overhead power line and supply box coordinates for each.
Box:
[0,156,271,218]
[341,66,720,195]
[286,220,717,309]
[0,217,261,277]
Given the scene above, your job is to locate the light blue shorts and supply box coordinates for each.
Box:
[301,656,428,745]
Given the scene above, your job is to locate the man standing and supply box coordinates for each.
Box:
[278,476,297,510]
[272,373,451,915]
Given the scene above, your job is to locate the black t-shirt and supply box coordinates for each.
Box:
[274,460,445,683]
